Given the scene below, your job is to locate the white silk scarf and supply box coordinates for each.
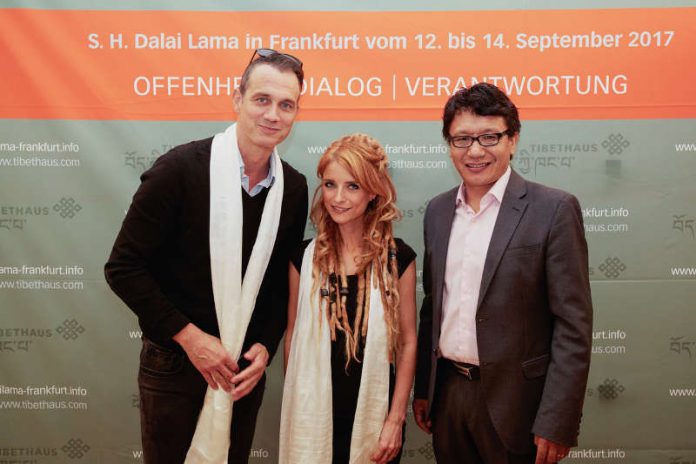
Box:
[185,123,284,463]
[279,239,390,464]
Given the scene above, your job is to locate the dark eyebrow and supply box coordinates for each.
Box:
[452,128,502,136]
[249,92,270,98]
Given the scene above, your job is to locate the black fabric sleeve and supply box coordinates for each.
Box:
[104,149,191,339]
[394,238,416,277]
[290,239,313,273]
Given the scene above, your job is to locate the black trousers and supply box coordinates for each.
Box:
[138,337,265,464]
[431,360,535,464]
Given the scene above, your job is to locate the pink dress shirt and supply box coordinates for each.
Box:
[439,167,512,365]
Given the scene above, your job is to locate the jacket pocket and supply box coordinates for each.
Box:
[504,243,542,257]
[521,353,550,379]
[139,337,185,377]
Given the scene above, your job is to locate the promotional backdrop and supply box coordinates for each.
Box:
[2,1,695,463]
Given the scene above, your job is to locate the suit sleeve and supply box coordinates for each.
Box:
[414,202,435,400]
[258,178,308,362]
[532,194,593,446]
[104,152,191,339]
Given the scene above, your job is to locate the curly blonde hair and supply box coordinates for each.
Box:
[310,133,402,366]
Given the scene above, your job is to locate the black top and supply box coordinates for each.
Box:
[104,137,308,364]
[291,238,415,279]
[291,238,415,414]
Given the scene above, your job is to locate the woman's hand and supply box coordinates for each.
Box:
[370,417,403,463]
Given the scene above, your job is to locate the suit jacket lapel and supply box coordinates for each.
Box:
[477,170,528,309]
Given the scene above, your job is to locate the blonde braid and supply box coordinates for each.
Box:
[362,265,372,339]
[353,270,366,349]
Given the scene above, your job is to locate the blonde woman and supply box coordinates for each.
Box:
[280,134,417,464]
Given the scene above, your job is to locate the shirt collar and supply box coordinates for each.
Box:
[238,151,276,196]
[456,166,512,208]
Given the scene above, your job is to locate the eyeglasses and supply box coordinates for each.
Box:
[249,48,303,69]
[449,132,510,149]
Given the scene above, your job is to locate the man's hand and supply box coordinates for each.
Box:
[173,323,238,392]
[230,343,269,401]
[412,399,432,434]
[535,435,570,464]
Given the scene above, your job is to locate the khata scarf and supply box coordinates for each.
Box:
[185,123,284,463]
[279,239,390,463]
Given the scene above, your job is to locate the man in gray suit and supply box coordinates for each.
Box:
[413,83,592,464]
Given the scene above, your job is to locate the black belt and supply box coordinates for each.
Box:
[442,358,480,380]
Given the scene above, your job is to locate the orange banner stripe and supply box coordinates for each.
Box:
[1,8,695,121]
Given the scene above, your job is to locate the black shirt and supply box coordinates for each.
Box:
[105,137,308,363]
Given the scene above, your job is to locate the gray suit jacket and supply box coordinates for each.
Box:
[414,170,593,453]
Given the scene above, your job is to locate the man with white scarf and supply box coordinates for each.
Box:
[105,49,308,464]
